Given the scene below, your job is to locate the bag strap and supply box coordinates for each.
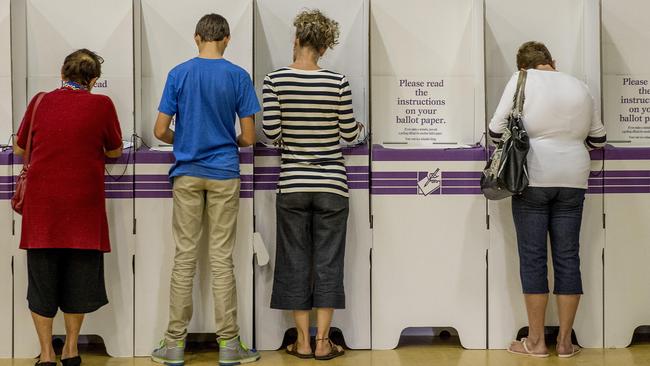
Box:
[22,92,46,166]
[512,70,528,118]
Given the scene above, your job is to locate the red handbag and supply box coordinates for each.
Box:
[12,92,46,215]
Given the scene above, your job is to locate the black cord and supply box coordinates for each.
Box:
[104,133,136,182]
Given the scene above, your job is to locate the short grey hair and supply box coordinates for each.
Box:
[195,14,230,42]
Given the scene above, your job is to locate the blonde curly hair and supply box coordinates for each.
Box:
[293,9,340,51]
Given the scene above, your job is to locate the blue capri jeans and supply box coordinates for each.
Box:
[511,187,586,295]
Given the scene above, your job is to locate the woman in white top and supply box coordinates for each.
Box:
[489,41,606,358]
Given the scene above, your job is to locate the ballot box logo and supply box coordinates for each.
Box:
[417,169,441,196]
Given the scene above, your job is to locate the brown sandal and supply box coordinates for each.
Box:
[286,342,314,359]
[314,338,345,361]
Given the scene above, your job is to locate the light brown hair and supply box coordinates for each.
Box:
[293,9,340,51]
[195,13,230,42]
[516,41,554,70]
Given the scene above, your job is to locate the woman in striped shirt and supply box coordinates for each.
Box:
[263,9,360,361]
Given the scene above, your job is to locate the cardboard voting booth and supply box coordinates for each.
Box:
[253,0,371,350]
[370,0,487,350]
[602,1,650,346]
[133,148,255,355]
[0,150,12,358]
[0,0,11,143]
[485,0,604,349]
[13,152,135,357]
[135,0,255,354]
[24,0,134,137]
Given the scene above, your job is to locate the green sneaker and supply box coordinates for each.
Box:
[151,339,185,365]
[218,336,260,365]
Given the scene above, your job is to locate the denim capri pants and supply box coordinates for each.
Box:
[511,187,586,295]
[271,192,349,310]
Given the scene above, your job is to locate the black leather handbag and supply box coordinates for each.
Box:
[481,71,530,200]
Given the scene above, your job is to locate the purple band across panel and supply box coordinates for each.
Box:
[604,146,650,160]
[0,192,11,200]
[372,144,486,162]
[254,144,369,157]
[134,148,254,164]
[0,152,11,165]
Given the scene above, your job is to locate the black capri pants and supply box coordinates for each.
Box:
[27,249,108,318]
[271,192,349,310]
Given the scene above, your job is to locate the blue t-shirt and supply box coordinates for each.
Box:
[158,57,260,180]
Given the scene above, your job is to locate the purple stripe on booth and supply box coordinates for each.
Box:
[342,145,370,156]
[241,175,253,182]
[134,191,173,199]
[441,187,482,195]
[604,146,650,160]
[254,174,279,183]
[0,192,11,200]
[372,171,417,179]
[441,180,480,187]
[105,183,133,191]
[0,176,12,183]
[254,182,278,190]
[372,145,486,162]
[442,171,483,179]
[605,170,650,178]
[346,166,369,173]
[371,187,418,195]
[240,191,254,198]
[254,166,281,174]
[0,183,11,192]
[241,183,253,191]
[106,191,134,199]
[347,173,369,182]
[0,152,11,165]
[603,186,650,194]
[603,178,650,186]
[371,179,416,187]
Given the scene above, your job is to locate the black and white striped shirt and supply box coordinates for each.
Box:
[262,67,359,197]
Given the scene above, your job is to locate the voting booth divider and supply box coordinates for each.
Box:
[0,0,11,142]
[11,151,135,358]
[253,146,371,350]
[252,0,371,350]
[601,0,650,348]
[0,150,12,358]
[485,0,604,349]
[133,148,255,356]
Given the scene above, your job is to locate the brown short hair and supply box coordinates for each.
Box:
[195,14,230,42]
[61,49,103,87]
[517,41,554,70]
[294,9,340,51]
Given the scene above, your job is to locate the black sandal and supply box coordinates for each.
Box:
[35,361,57,366]
[286,342,313,359]
[314,338,345,361]
[61,356,82,366]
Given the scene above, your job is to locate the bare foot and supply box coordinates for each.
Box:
[315,339,343,358]
[508,338,549,357]
[287,340,312,356]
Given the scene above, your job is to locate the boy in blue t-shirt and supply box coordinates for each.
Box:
[151,13,260,366]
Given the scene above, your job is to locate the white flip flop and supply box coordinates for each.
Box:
[507,337,550,358]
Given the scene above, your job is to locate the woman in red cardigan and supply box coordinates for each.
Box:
[14,49,123,366]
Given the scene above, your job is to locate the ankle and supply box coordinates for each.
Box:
[40,350,56,362]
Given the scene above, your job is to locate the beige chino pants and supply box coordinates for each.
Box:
[165,176,240,342]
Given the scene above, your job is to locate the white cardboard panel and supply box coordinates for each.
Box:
[370,155,488,349]
[253,152,371,350]
[13,160,135,358]
[0,152,12,358]
[133,153,255,355]
[139,0,253,146]
[253,0,369,140]
[485,0,601,122]
[0,0,11,142]
[602,0,650,146]
[25,0,134,136]
[487,159,605,349]
[604,156,650,347]
[371,0,485,146]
